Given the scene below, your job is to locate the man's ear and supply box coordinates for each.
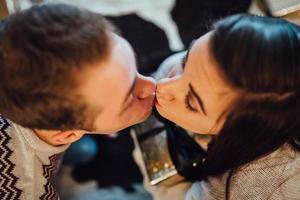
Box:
[52,130,85,145]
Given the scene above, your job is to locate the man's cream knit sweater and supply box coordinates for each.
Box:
[0,115,69,200]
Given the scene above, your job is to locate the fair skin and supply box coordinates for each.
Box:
[35,33,156,145]
[155,32,239,134]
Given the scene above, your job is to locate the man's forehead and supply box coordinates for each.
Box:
[111,33,133,51]
[102,34,137,87]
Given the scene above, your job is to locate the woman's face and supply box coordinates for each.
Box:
[155,32,239,134]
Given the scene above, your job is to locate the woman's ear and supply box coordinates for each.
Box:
[52,130,85,145]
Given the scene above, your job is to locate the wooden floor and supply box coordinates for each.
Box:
[0,0,9,20]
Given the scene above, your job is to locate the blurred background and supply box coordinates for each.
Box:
[1,0,300,199]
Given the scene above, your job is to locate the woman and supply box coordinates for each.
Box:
[141,14,300,199]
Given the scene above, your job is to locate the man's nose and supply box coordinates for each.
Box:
[137,75,156,99]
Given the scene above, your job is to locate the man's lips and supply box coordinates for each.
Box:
[154,96,161,107]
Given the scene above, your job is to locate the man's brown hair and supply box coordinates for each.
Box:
[0,3,112,130]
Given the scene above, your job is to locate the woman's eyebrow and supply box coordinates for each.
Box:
[182,39,197,70]
[189,83,207,115]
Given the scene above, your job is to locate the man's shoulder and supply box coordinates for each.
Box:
[0,115,23,199]
[0,115,30,138]
[0,115,20,140]
[0,115,12,130]
[0,115,64,199]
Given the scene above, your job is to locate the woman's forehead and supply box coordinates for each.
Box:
[186,32,237,94]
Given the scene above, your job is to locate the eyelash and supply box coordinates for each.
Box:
[185,91,198,112]
[181,57,185,67]
[181,55,188,68]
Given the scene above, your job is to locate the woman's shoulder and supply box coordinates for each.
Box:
[230,144,300,199]
[185,144,300,200]
[238,143,300,172]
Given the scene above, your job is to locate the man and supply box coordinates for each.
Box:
[0,3,156,199]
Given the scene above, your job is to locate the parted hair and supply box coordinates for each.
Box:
[0,4,112,130]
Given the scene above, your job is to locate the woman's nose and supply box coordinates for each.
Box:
[137,74,156,99]
[156,78,176,101]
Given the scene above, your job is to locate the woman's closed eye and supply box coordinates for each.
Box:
[185,83,207,115]
[185,90,199,112]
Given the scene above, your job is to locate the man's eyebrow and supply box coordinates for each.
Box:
[189,83,206,115]
[182,39,196,69]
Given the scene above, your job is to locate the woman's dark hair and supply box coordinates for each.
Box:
[0,4,112,130]
[199,14,300,199]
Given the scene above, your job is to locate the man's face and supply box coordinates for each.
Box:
[77,33,156,133]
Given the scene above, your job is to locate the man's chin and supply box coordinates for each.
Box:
[94,109,154,133]
[139,111,152,123]
[131,108,153,125]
